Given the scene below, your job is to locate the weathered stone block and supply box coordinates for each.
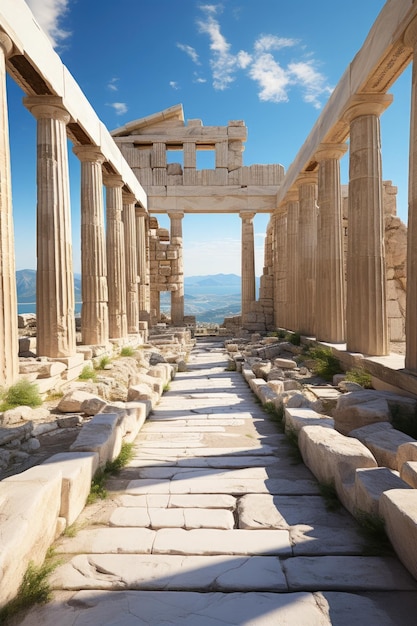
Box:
[379,489,417,580]
[70,413,122,466]
[350,422,415,470]
[355,467,410,516]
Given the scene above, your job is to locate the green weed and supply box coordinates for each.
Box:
[96,355,112,370]
[78,365,97,381]
[319,481,341,511]
[87,442,135,504]
[0,380,42,411]
[120,346,134,357]
[307,346,342,381]
[345,367,372,388]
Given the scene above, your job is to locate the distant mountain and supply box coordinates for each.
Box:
[16,269,82,303]
[185,274,242,288]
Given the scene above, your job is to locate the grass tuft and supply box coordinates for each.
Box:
[356,510,393,556]
[307,346,342,381]
[120,346,134,357]
[78,365,97,382]
[87,442,135,504]
[319,481,341,511]
[96,355,112,370]
[285,331,301,346]
[345,367,373,388]
[0,380,42,412]
[0,556,60,624]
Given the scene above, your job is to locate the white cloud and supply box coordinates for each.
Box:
[107,78,119,92]
[195,4,331,108]
[248,53,290,103]
[194,74,207,84]
[197,5,249,90]
[170,81,180,90]
[288,61,333,109]
[107,102,128,115]
[254,35,298,53]
[26,0,71,47]
[177,43,200,65]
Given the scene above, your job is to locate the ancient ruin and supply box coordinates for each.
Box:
[3,0,417,623]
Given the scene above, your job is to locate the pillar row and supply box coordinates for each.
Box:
[104,174,127,339]
[169,211,185,326]
[0,32,18,384]
[24,95,76,358]
[273,210,287,330]
[343,94,392,356]
[73,145,109,346]
[240,211,256,321]
[135,207,150,322]
[404,18,417,370]
[315,143,348,344]
[295,173,318,337]
[122,192,139,334]
[285,189,299,333]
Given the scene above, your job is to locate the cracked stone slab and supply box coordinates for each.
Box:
[289,525,366,556]
[152,528,292,556]
[16,590,336,626]
[116,494,236,510]
[283,556,417,591]
[237,495,359,530]
[51,554,288,592]
[109,507,235,530]
[137,466,313,481]
[131,446,278,458]
[55,527,156,554]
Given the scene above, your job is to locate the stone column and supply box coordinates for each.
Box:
[295,174,318,337]
[285,190,299,332]
[169,212,185,326]
[0,33,18,384]
[404,19,417,369]
[135,207,150,322]
[104,174,127,339]
[24,95,75,357]
[273,210,287,330]
[73,146,109,346]
[314,143,348,343]
[122,192,139,334]
[240,211,256,321]
[343,94,392,355]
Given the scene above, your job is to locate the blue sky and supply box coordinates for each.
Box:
[8,0,409,276]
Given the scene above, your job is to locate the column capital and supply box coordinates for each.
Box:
[342,93,393,123]
[135,205,148,217]
[23,95,71,124]
[315,142,348,162]
[168,211,185,220]
[103,173,124,188]
[404,15,417,49]
[0,31,13,57]
[283,187,300,204]
[122,191,136,205]
[295,172,318,188]
[239,211,256,221]
[73,145,105,164]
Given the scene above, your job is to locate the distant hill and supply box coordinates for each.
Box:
[16,269,82,302]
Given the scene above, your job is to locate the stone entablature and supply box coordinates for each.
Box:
[112,104,284,214]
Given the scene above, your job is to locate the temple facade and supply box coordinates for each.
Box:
[0,0,416,388]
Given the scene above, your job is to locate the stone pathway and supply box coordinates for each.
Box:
[17,340,417,625]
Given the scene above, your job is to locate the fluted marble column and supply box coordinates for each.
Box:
[73,146,109,346]
[135,207,150,322]
[0,33,18,384]
[273,210,287,330]
[285,189,299,332]
[169,212,184,326]
[104,174,127,339]
[122,192,139,334]
[296,174,318,336]
[404,18,417,370]
[240,211,256,321]
[315,143,347,343]
[24,95,75,357]
[343,94,391,355]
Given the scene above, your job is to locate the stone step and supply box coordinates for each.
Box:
[109,506,235,529]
